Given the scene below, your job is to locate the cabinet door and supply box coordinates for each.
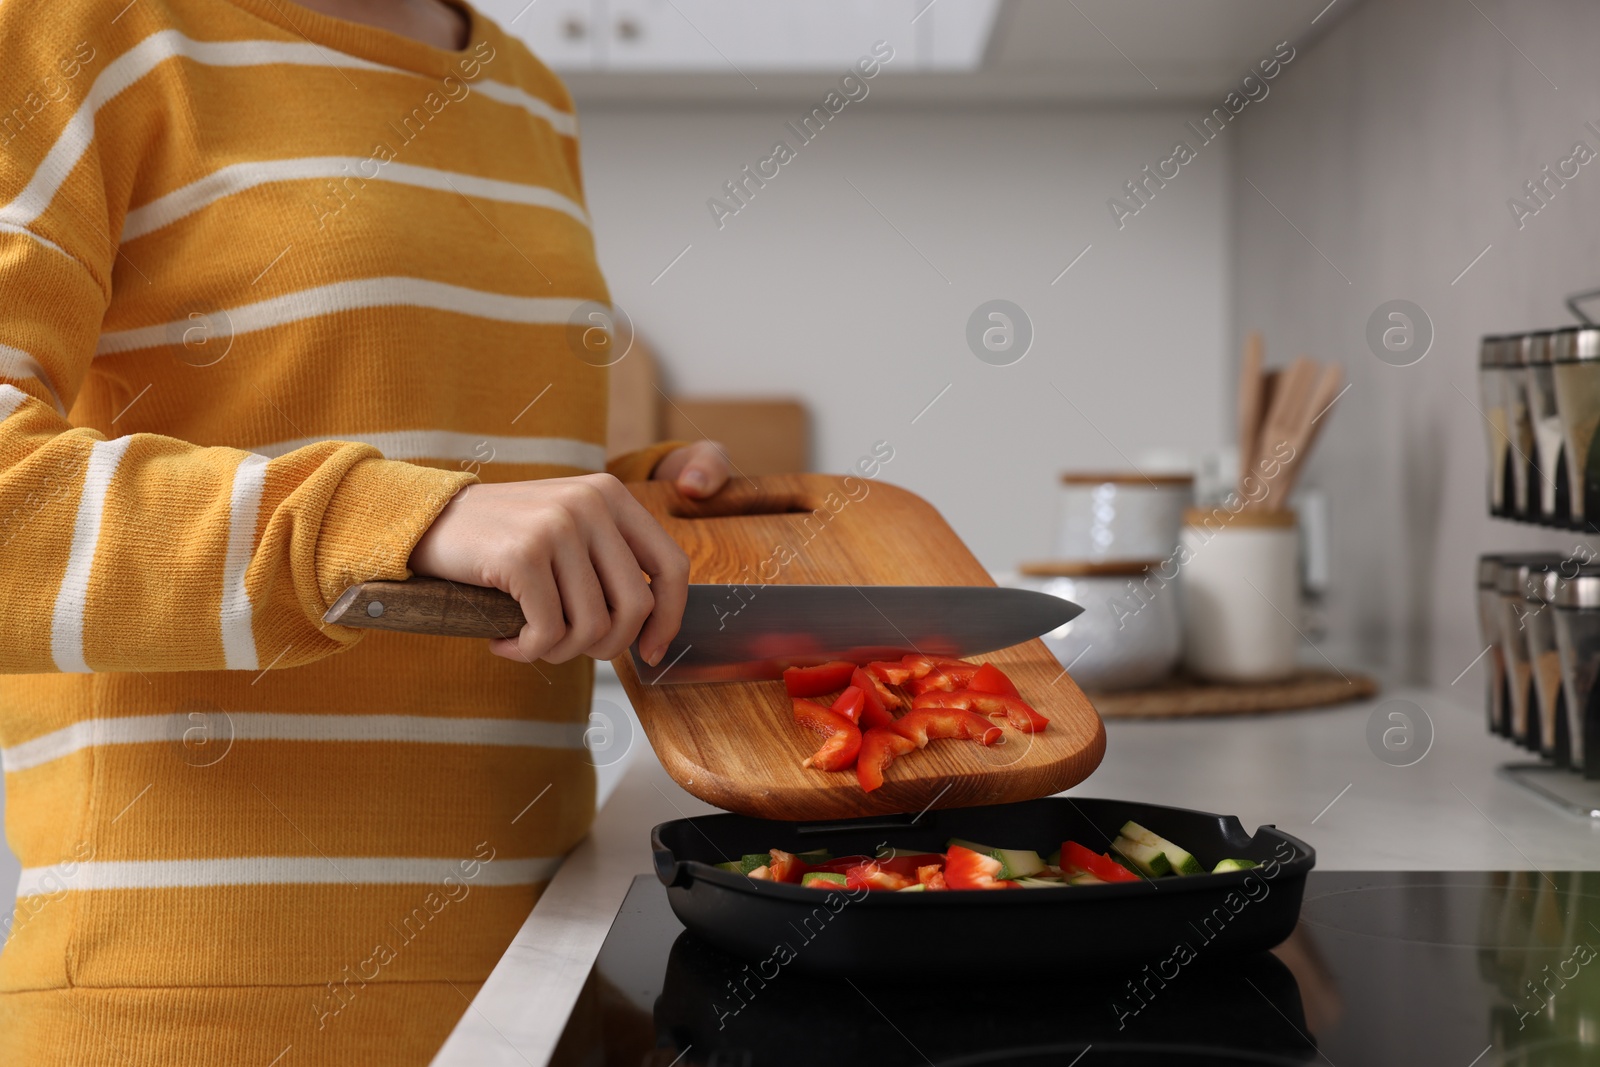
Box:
[604,0,918,71]
[476,0,598,70]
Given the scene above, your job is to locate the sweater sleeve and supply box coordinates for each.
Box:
[0,29,475,675]
[605,440,688,483]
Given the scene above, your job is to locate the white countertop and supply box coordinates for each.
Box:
[431,682,1600,1066]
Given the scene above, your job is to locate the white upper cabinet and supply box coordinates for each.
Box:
[478,0,1002,73]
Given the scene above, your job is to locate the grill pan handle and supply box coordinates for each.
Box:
[653,844,692,888]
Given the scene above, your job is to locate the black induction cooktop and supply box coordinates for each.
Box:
[551,871,1600,1067]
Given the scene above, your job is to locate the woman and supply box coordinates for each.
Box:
[0,0,729,1061]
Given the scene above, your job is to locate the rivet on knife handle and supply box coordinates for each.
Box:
[323,578,526,639]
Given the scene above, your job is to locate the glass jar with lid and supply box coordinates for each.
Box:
[1551,326,1600,530]
[1522,330,1567,525]
[1477,555,1510,736]
[1553,563,1600,778]
[1523,564,1570,764]
[1497,554,1562,750]
[1503,334,1538,521]
[1480,335,1512,517]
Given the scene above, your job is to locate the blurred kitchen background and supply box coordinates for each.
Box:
[466,0,1600,695]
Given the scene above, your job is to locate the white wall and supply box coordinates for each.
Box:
[578,102,1233,571]
[1230,0,1600,685]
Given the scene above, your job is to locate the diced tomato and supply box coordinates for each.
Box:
[875,852,948,877]
[767,849,807,884]
[793,699,862,771]
[969,662,1021,699]
[784,661,859,698]
[912,690,1049,733]
[889,707,1003,747]
[852,666,902,721]
[905,665,982,696]
[856,727,918,792]
[917,864,948,890]
[943,845,1019,890]
[1061,841,1140,883]
[830,686,866,725]
[867,660,914,686]
[844,861,916,891]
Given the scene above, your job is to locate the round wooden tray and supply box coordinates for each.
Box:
[1087,668,1378,719]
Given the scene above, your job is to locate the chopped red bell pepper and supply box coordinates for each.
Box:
[767,849,808,884]
[969,662,1021,699]
[905,665,981,696]
[1060,841,1140,883]
[912,689,1049,733]
[900,654,977,678]
[889,707,1003,747]
[830,685,866,725]
[783,661,858,698]
[943,845,1020,890]
[867,660,914,686]
[856,727,918,792]
[874,852,948,877]
[844,861,916,891]
[917,864,948,890]
[793,699,862,771]
[852,666,902,721]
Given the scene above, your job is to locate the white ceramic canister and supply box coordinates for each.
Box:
[1178,506,1300,682]
[1002,561,1182,692]
[1054,472,1195,563]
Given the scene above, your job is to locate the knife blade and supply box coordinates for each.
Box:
[324,579,1082,684]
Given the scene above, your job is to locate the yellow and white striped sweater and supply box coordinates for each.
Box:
[0,1,675,1062]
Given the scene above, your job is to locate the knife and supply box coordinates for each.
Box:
[324,578,1082,684]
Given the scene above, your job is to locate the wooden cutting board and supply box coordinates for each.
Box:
[613,474,1106,821]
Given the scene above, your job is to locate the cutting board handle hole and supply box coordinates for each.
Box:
[666,486,817,519]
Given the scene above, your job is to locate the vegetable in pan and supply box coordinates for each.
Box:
[713,821,1259,890]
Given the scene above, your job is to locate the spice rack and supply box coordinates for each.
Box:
[1479,324,1600,818]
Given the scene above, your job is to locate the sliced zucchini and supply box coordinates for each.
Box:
[794,848,833,866]
[1211,858,1259,874]
[946,838,1047,880]
[1014,876,1068,889]
[1119,821,1204,876]
[736,853,773,875]
[713,860,744,874]
[897,883,927,892]
[1046,848,1062,868]
[1110,835,1172,878]
[801,871,847,888]
[1068,872,1107,886]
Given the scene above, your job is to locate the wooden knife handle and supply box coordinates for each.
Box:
[322,577,525,638]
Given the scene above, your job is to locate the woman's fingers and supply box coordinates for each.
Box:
[602,485,690,666]
[541,534,612,663]
[653,440,733,499]
[492,561,564,663]
[582,518,657,661]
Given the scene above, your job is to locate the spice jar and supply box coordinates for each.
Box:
[1480,335,1512,517]
[1477,555,1510,737]
[1497,555,1561,750]
[1554,564,1600,778]
[1523,564,1569,764]
[1523,330,1567,525]
[1054,472,1194,563]
[1552,326,1600,530]
[1503,334,1537,521]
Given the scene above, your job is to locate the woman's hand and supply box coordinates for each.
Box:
[652,440,733,499]
[408,474,690,666]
